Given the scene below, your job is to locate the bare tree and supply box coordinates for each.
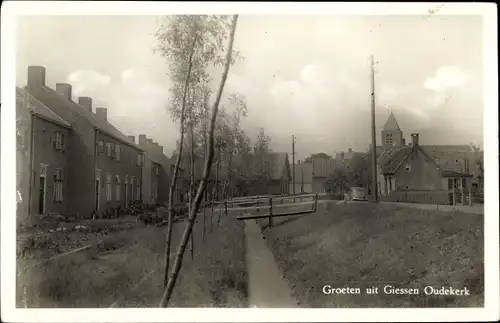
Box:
[159,14,240,307]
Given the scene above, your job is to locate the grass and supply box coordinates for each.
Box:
[17,210,247,308]
[123,212,248,307]
[258,202,484,308]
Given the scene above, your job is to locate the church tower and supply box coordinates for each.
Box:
[381,112,405,147]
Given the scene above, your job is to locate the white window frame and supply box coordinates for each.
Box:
[97,141,104,154]
[53,168,64,202]
[105,173,112,202]
[53,131,64,150]
[115,145,121,161]
[106,143,112,157]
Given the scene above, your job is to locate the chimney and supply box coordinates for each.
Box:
[138,134,147,146]
[159,145,164,155]
[147,138,153,148]
[153,142,159,154]
[348,148,352,153]
[95,107,107,122]
[78,97,92,112]
[27,66,46,88]
[56,83,72,101]
[410,133,419,147]
[128,135,135,143]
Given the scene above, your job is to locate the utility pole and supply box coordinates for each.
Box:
[292,135,296,201]
[370,54,379,202]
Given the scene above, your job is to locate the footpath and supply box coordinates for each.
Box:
[244,220,297,308]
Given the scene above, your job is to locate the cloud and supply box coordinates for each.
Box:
[66,70,111,95]
[424,66,467,92]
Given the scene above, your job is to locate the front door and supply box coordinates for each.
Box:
[38,176,46,214]
[95,179,100,212]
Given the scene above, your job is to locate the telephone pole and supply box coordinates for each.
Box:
[292,135,296,201]
[370,54,379,202]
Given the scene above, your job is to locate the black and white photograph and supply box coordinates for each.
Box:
[1,2,498,322]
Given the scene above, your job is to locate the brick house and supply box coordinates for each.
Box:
[311,156,336,193]
[375,112,475,197]
[136,134,171,206]
[16,87,71,217]
[25,66,144,218]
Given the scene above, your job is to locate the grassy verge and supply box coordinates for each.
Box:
[259,202,484,308]
[124,212,248,307]
[17,210,247,308]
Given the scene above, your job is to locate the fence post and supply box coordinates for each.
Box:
[314,193,318,212]
[468,189,473,206]
[224,200,228,216]
[268,197,273,227]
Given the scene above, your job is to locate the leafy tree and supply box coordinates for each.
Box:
[158,14,240,307]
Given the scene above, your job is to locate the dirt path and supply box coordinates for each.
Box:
[244,220,297,308]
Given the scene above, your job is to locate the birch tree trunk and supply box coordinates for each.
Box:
[159,15,239,307]
[163,34,198,288]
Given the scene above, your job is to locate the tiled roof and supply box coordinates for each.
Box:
[36,85,140,149]
[16,87,71,128]
[420,145,472,172]
[380,147,412,174]
[441,170,473,178]
[293,162,313,183]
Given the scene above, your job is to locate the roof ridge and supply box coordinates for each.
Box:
[17,87,72,128]
[41,86,139,149]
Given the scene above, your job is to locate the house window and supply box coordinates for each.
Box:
[106,143,113,157]
[136,185,141,201]
[105,173,112,201]
[130,176,135,200]
[97,141,104,154]
[115,175,121,200]
[115,145,121,161]
[385,133,393,145]
[52,131,65,150]
[53,168,64,202]
[137,153,143,166]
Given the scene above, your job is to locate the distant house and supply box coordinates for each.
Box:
[252,152,291,196]
[374,112,475,196]
[311,155,336,193]
[289,161,313,194]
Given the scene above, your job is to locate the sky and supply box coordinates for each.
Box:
[15,14,484,160]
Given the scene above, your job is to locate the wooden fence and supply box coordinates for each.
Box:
[225,193,319,227]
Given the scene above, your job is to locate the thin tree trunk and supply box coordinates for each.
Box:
[210,151,220,231]
[159,15,239,307]
[163,33,198,288]
[188,94,195,260]
[218,153,232,223]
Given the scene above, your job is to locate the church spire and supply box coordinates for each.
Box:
[383,111,401,132]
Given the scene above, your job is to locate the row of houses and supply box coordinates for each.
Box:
[16,66,187,220]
